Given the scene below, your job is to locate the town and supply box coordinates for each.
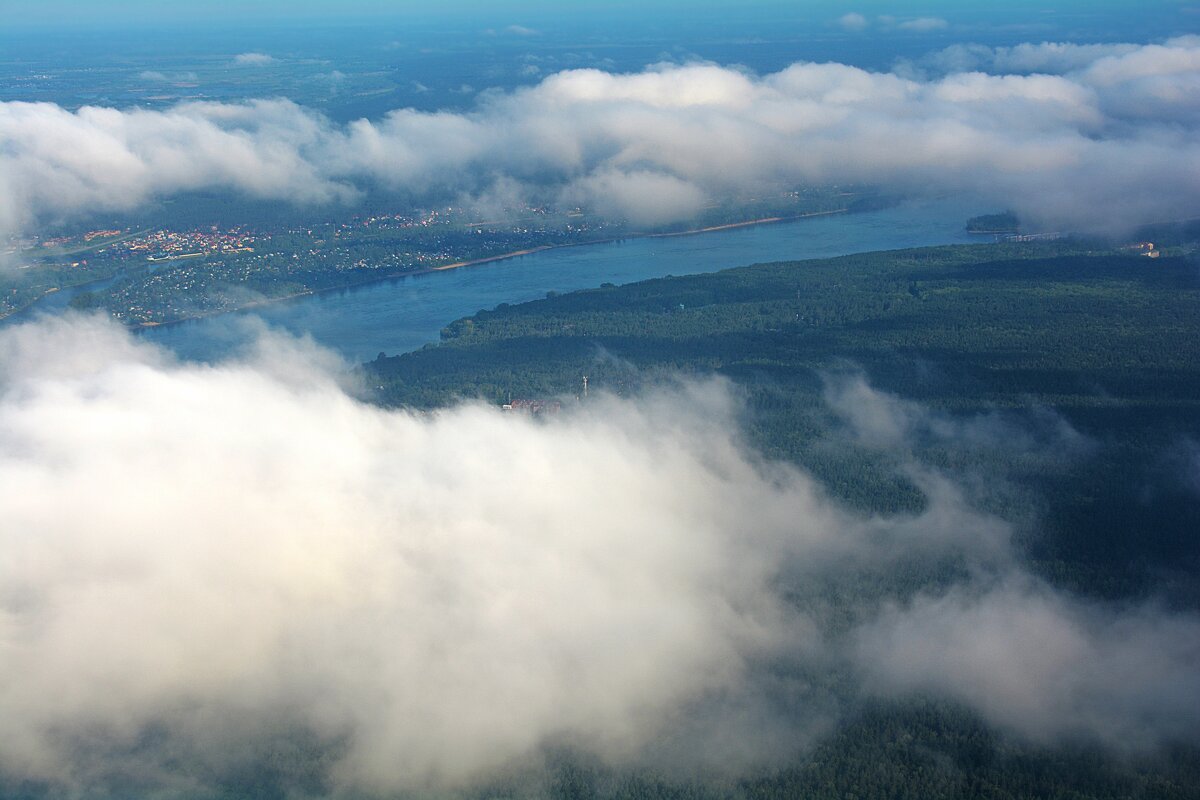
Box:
[2,189,852,326]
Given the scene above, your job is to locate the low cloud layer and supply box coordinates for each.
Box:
[0,315,1197,795]
[837,13,948,33]
[855,578,1200,748]
[823,371,1093,458]
[838,12,869,32]
[3,36,1200,241]
[898,17,949,33]
[904,41,1146,77]
[232,52,275,66]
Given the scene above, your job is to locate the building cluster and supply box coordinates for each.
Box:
[25,229,125,251]
[349,208,463,231]
[1124,241,1161,258]
[83,229,124,241]
[119,228,256,260]
[501,399,563,415]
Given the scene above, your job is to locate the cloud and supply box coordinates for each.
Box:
[908,41,1145,77]
[313,71,347,95]
[4,38,1200,240]
[821,377,1200,749]
[854,578,1200,748]
[822,372,1092,458]
[0,316,1196,794]
[838,12,869,31]
[561,168,709,226]
[484,25,539,37]
[138,70,198,84]
[0,98,358,237]
[840,14,948,34]
[233,52,275,66]
[0,315,792,793]
[898,17,949,33]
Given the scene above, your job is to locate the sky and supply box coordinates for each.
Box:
[3,0,1196,28]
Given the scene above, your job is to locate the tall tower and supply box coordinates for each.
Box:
[582,375,588,398]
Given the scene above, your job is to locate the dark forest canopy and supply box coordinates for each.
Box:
[966,211,1020,233]
[362,240,1200,799]
[370,240,1200,595]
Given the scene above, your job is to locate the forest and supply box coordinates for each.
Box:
[372,240,1200,596]
[364,240,1200,800]
[965,212,1020,234]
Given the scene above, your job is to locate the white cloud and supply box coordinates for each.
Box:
[898,17,949,33]
[138,70,198,83]
[913,42,1144,77]
[0,99,357,237]
[0,316,793,792]
[822,372,1092,458]
[233,52,275,66]
[0,316,1196,793]
[4,38,1200,240]
[825,377,1200,749]
[838,12,869,31]
[854,579,1200,748]
[561,168,710,226]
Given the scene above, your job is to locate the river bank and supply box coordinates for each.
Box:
[127,209,853,331]
[135,195,985,362]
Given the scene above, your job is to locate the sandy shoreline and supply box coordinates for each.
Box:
[646,209,847,238]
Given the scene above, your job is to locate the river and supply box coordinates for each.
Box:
[120,196,985,362]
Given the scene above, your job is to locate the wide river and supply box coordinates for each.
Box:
[134,196,985,363]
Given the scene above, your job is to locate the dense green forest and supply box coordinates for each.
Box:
[370,241,1200,600]
[363,241,1200,800]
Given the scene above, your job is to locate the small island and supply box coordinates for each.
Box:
[966,210,1020,234]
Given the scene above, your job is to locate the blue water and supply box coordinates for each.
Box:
[134,196,986,363]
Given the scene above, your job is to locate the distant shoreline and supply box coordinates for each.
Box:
[126,208,850,331]
[648,209,847,238]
